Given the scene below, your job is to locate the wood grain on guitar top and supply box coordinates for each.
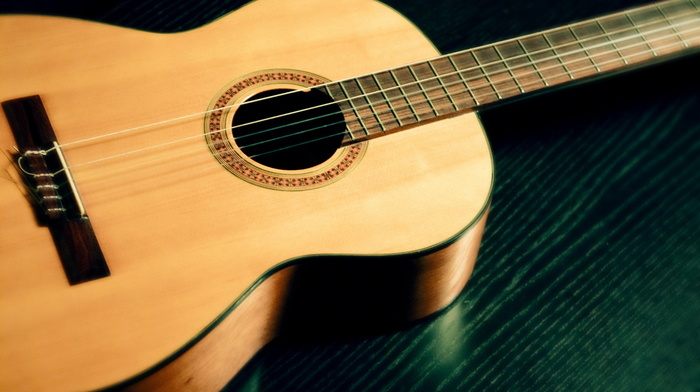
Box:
[0,0,492,390]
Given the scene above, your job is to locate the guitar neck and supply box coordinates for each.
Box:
[323,0,700,144]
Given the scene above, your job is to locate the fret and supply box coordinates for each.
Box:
[473,46,524,98]
[429,57,479,110]
[471,48,502,99]
[411,61,455,115]
[519,34,572,85]
[320,0,699,145]
[629,6,688,55]
[450,51,499,105]
[407,64,439,116]
[657,4,690,47]
[596,20,629,64]
[427,59,460,111]
[599,14,655,64]
[339,80,375,136]
[567,26,602,72]
[357,74,401,131]
[437,56,478,108]
[624,13,658,57]
[319,83,365,141]
[542,33,576,79]
[658,0,700,47]
[392,66,436,121]
[375,70,419,125]
[446,55,480,106]
[494,40,547,92]
[492,44,527,94]
[570,21,627,72]
[544,28,598,79]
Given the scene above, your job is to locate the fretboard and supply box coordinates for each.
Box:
[317,0,700,144]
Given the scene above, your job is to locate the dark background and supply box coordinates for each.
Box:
[2,0,698,391]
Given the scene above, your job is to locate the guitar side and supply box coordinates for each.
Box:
[0,0,493,390]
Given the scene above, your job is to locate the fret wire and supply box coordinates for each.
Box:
[404,0,691,90]
[545,29,596,78]
[338,81,370,136]
[464,38,667,105]
[249,9,700,149]
[629,6,690,55]
[346,36,697,145]
[420,60,459,115]
[255,19,700,144]
[380,15,699,111]
[596,20,630,64]
[389,69,421,122]
[319,84,359,142]
[363,74,404,131]
[470,38,679,104]
[354,77,386,133]
[657,4,691,47]
[237,18,700,145]
[76,26,700,170]
[472,0,690,55]
[375,70,419,126]
[257,33,697,157]
[441,2,698,89]
[447,55,480,105]
[240,23,698,151]
[542,33,575,80]
[471,51,503,99]
[45,0,700,156]
[408,65,440,116]
[568,26,604,72]
[428,60,460,111]
[626,12,658,56]
[494,44,527,92]
[603,11,660,63]
[371,73,403,127]
[515,38,550,86]
[334,29,700,137]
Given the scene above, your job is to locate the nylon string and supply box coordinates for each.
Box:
[20,26,698,201]
[47,0,696,151]
[16,4,700,180]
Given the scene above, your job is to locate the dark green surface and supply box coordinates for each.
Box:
[2,0,698,390]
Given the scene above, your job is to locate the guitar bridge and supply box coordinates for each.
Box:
[3,95,110,285]
[18,141,86,221]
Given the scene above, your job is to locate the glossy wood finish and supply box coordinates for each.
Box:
[0,0,492,390]
[23,0,694,390]
[113,213,486,391]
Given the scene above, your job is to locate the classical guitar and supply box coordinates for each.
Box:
[0,0,698,390]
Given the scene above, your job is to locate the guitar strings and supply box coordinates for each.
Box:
[41,4,695,154]
[245,34,700,160]
[23,22,699,196]
[16,9,699,180]
[69,44,689,203]
[218,12,700,149]
[70,19,700,169]
[24,29,695,207]
[33,9,696,161]
[36,22,700,180]
[49,30,698,194]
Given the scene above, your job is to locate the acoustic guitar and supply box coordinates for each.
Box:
[0,0,697,390]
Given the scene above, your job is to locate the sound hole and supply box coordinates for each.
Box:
[232,88,346,170]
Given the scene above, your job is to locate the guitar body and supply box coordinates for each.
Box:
[0,0,492,390]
